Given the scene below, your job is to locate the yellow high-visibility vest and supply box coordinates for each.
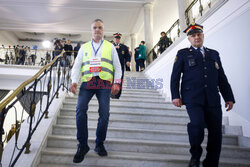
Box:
[81,40,114,83]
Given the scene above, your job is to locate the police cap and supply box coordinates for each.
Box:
[183,23,203,36]
[113,32,122,39]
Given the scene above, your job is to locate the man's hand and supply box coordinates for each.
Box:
[172,98,182,107]
[225,101,234,111]
[115,45,120,49]
[111,83,120,95]
[70,83,78,95]
[126,61,130,67]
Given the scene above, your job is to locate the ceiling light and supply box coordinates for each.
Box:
[42,40,51,49]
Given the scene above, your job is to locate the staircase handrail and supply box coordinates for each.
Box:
[147,19,180,64]
[0,51,63,112]
[0,49,73,167]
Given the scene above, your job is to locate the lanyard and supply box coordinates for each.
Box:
[92,39,104,56]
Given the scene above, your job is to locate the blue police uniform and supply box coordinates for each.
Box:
[170,45,235,167]
[113,41,130,99]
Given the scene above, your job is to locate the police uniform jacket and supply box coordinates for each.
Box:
[114,43,130,72]
[170,46,235,106]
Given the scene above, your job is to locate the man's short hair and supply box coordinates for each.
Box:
[92,19,103,24]
[161,31,166,35]
[141,41,145,44]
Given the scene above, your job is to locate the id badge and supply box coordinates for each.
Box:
[89,57,101,72]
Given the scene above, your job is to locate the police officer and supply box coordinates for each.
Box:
[170,23,235,167]
[112,32,131,99]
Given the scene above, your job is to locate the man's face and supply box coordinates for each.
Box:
[91,21,104,41]
[188,32,204,48]
[114,37,120,44]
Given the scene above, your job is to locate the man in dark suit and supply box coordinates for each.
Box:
[170,23,235,167]
[112,32,131,99]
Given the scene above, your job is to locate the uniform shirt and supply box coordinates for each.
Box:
[170,46,235,106]
[71,39,122,84]
[193,46,205,54]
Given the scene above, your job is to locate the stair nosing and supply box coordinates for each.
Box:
[53,124,239,138]
[47,135,248,150]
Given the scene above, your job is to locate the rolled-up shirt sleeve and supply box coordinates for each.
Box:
[71,46,83,84]
[112,45,122,84]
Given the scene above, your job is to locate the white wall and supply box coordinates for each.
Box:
[145,0,250,136]
[205,7,250,136]
[134,0,178,49]
[152,0,178,44]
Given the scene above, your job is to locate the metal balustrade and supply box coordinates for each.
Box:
[0,50,73,167]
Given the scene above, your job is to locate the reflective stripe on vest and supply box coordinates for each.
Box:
[81,40,114,83]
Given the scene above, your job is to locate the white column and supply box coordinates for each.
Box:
[144,3,153,65]
[177,0,188,36]
[130,33,137,72]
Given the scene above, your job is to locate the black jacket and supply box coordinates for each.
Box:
[170,46,235,106]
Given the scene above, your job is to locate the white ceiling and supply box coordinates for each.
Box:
[0,0,155,43]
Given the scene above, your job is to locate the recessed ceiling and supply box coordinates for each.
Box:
[0,0,155,42]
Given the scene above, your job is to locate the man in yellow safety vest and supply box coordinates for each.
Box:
[70,18,122,163]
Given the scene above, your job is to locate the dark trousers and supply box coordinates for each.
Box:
[135,60,140,72]
[185,103,222,167]
[139,59,145,69]
[76,77,111,148]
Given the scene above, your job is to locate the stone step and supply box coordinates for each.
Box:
[66,96,166,103]
[60,106,186,116]
[74,88,161,95]
[60,109,189,122]
[57,115,187,132]
[62,101,184,111]
[60,107,187,117]
[56,115,239,134]
[52,125,239,146]
[74,87,160,93]
[46,136,250,159]
[59,108,229,125]
[40,148,250,167]
[76,86,159,91]
[124,72,146,76]
[38,71,249,167]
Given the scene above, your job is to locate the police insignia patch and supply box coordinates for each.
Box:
[215,62,219,69]
[122,51,125,54]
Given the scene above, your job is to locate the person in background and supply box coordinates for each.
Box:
[137,41,146,71]
[126,47,132,71]
[64,39,73,66]
[170,23,235,167]
[158,31,172,54]
[112,32,130,99]
[134,46,140,72]
[73,42,81,60]
[53,39,63,66]
[53,39,63,60]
